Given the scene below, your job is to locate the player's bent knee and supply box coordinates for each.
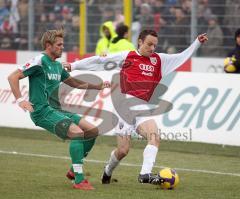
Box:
[90,126,99,135]
[84,126,99,139]
[67,123,84,139]
[79,119,99,138]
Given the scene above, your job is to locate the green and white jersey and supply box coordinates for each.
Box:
[18,53,70,122]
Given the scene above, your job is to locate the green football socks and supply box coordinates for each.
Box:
[83,138,96,157]
[69,138,96,184]
[69,140,84,184]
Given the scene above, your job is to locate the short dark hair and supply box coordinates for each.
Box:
[137,30,158,47]
[138,29,158,41]
[116,24,129,38]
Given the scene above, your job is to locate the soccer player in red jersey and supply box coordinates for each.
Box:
[63,30,208,184]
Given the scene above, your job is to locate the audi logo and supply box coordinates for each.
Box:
[139,64,154,72]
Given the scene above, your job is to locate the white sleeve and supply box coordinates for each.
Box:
[18,54,43,71]
[159,38,201,76]
[71,55,104,71]
[71,51,129,71]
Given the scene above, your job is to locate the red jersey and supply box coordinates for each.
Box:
[120,51,162,101]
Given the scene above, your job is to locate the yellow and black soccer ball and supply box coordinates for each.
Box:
[224,57,237,72]
[158,168,179,189]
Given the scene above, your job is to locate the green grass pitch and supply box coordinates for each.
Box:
[0,127,240,199]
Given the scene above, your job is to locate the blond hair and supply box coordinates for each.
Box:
[41,29,65,50]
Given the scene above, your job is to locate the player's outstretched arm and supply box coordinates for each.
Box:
[63,51,129,72]
[8,70,34,112]
[160,33,208,76]
[63,76,111,90]
[62,55,104,72]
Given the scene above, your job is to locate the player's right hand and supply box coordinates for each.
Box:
[101,81,111,89]
[96,81,111,90]
[19,100,34,112]
[62,62,71,72]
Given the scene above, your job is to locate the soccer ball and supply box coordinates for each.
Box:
[158,168,179,189]
[224,57,236,72]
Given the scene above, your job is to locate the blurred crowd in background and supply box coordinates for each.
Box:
[0,0,240,57]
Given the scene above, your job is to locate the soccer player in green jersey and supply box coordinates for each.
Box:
[8,29,110,190]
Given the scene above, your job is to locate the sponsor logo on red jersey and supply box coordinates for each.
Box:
[139,64,154,76]
[139,64,154,72]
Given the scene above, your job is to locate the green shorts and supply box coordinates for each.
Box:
[32,106,81,140]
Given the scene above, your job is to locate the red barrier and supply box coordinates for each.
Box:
[176,59,191,72]
[0,50,16,64]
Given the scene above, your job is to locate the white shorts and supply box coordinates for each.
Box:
[113,97,158,136]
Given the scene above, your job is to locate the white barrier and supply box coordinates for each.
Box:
[159,72,240,146]
[0,64,40,129]
[0,64,240,146]
[192,57,225,73]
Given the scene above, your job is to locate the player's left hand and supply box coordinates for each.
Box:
[198,33,208,43]
[62,62,71,72]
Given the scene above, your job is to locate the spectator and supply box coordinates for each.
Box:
[180,0,191,41]
[0,16,13,33]
[131,3,155,48]
[33,13,47,50]
[18,0,28,26]
[101,5,115,23]
[151,0,169,51]
[87,0,102,52]
[224,28,240,73]
[200,15,224,57]
[152,0,169,16]
[95,21,117,55]
[223,0,240,46]
[8,0,20,34]
[131,0,142,46]
[223,0,240,36]
[132,0,142,22]
[151,0,168,32]
[180,0,191,18]
[46,13,57,29]
[197,0,213,33]
[67,15,80,52]
[45,0,57,13]
[113,6,124,28]
[167,7,189,52]
[0,35,13,49]
[0,1,9,28]
[109,24,135,53]
[139,3,154,31]
[18,0,28,50]
[165,0,178,6]
[209,0,226,24]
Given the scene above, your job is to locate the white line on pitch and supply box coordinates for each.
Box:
[1,150,240,177]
